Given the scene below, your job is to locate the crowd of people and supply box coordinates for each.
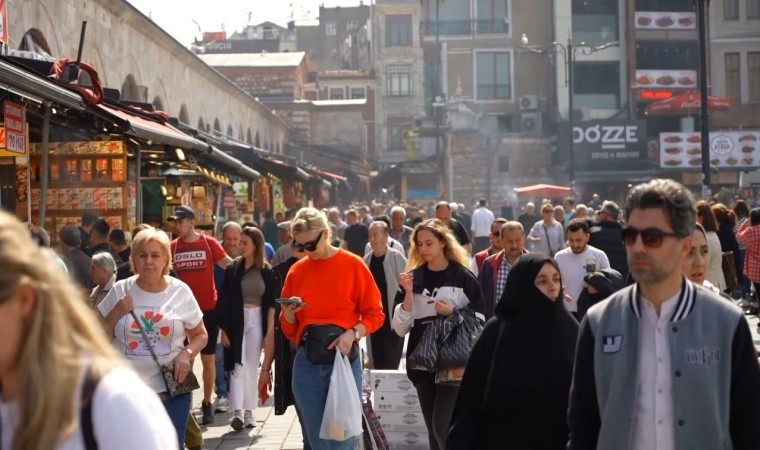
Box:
[4,178,760,449]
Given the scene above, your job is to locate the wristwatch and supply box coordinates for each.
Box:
[352,326,362,339]
[184,348,193,357]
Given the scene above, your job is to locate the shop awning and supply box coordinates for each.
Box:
[94,103,203,150]
[256,154,311,181]
[514,184,571,197]
[0,57,86,111]
[199,144,261,181]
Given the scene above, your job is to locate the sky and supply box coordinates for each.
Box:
[126,0,364,46]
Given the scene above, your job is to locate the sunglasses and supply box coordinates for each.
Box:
[621,227,679,248]
[291,230,324,252]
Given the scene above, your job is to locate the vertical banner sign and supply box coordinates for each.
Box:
[0,0,7,47]
[1,101,26,157]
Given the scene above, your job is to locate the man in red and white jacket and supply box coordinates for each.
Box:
[470,218,507,276]
[478,221,528,320]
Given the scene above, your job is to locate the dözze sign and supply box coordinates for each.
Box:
[569,121,648,169]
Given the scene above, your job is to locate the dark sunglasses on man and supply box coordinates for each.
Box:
[291,230,324,252]
[621,226,679,248]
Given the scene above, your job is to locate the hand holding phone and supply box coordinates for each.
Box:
[276,297,307,307]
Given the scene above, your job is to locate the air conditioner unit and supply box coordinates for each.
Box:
[520,112,542,134]
[519,95,539,111]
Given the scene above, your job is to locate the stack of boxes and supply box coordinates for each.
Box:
[370,370,429,450]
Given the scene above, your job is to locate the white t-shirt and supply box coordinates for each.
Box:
[98,276,203,393]
[0,367,178,450]
[554,245,610,312]
[471,207,495,237]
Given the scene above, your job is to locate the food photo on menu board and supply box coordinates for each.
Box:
[635,12,697,29]
[635,70,697,88]
[659,132,760,169]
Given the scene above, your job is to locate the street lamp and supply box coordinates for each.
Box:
[694,0,711,199]
[522,33,618,198]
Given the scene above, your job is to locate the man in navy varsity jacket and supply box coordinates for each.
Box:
[568,179,760,450]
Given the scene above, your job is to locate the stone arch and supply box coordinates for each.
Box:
[238,126,244,142]
[179,104,190,125]
[254,130,261,148]
[121,74,141,102]
[213,118,221,135]
[152,96,165,112]
[19,28,52,56]
[226,124,234,139]
[198,117,206,132]
[246,128,253,144]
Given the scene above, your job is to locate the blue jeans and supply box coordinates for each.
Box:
[295,402,313,450]
[160,392,192,450]
[215,340,228,397]
[292,347,362,450]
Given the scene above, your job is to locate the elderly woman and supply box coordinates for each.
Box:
[98,228,208,449]
[90,252,117,307]
[0,210,177,449]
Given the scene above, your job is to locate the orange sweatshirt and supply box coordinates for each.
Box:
[279,249,385,344]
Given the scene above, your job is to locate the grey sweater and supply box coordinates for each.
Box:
[568,278,760,450]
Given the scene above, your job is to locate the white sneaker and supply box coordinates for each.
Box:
[230,412,244,431]
[244,410,256,429]
[214,396,229,413]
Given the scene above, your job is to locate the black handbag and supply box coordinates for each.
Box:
[438,307,484,369]
[722,251,738,289]
[406,320,441,372]
[303,324,359,364]
[130,311,200,397]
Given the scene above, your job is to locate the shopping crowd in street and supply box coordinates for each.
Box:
[3,178,760,449]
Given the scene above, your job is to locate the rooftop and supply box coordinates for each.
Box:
[198,52,306,68]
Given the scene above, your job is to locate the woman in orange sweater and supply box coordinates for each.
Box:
[279,207,384,450]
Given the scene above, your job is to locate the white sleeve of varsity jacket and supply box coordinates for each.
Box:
[392,302,413,337]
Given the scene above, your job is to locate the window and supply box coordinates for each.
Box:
[749,0,760,19]
[634,0,693,12]
[386,64,413,96]
[748,52,760,102]
[347,20,358,31]
[725,53,741,103]
[636,42,699,70]
[476,52,511,100]
[476,0,509,34]
[329,88,345,100]
[350,87,366,99]
[573,62,620,109]
[386,15,412,46]
[724,0,739,20]
[387,117,411,149]
[325,22,337,36]
[497,155,510,173]
[572,0,618,43]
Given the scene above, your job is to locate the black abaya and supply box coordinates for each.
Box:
[447,254,579,450]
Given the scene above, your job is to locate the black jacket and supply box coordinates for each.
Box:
[272,257,299,415]
[217,259,276,372]
[588,221,628,281]
[717,223,741,283]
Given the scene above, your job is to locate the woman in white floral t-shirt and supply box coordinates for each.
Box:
[99,228,208,448]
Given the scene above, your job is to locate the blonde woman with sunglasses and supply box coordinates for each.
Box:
[0,211,177,450]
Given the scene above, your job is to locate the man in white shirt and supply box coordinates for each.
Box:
[471,198,495,254]
[554,219,609,320]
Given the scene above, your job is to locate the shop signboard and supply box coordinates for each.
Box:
[0,0,7,46]
[560,120,649,171]
[634,12,697,30]
[0,101,26,157]
[634,70,697,89]
[659,131,760,169]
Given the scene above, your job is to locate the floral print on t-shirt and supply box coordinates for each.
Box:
[124,307,174,356]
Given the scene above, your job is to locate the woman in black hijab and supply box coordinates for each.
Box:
[447,253,579,450]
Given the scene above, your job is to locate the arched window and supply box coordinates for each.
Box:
[19,29,53,56]
[198,118,206,132]
[179,105,190,125]
[121,75,140,102]
[152,96,165,112]
[246,128,253,145]
[254,131,261,148]
[226,124,234,140]
[213,118,221,136]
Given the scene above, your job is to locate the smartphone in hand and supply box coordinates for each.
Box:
[275,297,307,307]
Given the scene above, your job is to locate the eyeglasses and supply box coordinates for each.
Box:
[291,230,324,252]
[621,227,679,248]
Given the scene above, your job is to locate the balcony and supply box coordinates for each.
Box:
[420,19,510,37]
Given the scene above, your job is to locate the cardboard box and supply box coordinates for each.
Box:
[377,412,427,433]
[384,431,429,450]
[374,391,421,413]
[370,370,416,394]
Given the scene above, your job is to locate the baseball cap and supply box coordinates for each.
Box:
[167,205,195,221]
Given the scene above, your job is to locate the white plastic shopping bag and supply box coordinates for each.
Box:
[319,349,363,441]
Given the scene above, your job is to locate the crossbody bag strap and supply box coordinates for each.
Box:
[130,311,163,369]
[481,318,506,413]
[542,225,554,255]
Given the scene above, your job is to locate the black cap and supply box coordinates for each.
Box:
[168,205,195,221]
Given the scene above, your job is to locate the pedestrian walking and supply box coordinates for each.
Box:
[389,206,414,255]
[0,211,178,450]
[733,200,751,299]
[697,200,726,290]
[568,179,760,450]
[575,268,624,319]
[279,207,385,450]
[478,221,527,320]
[364,221,407,370]
[737,208,760,303]
[517,202,538,243]
[108,228,131,263]
[588,201,629,282]
[116,224,152,281]
[448,254,578,449]
[78,210,98,256]
[272,220,293,266]
[217,227,276,431]
[391,218,484,450]
[434,202,471,253]
[470,218,507,276]
[89,252,117,308]
[554,219,610,320]
[168,205,233,424]
[712,203,740,294]
[58,224,93,291]
[527,203,565,257]
[98,227,209,448]
[470,199,495,254]
[342,209,369,257]
[681,223,725,296]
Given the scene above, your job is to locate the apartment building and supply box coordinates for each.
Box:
[298,3,371,71]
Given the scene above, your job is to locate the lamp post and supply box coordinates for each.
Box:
[695,0,711,199]
[521,34,618,198]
